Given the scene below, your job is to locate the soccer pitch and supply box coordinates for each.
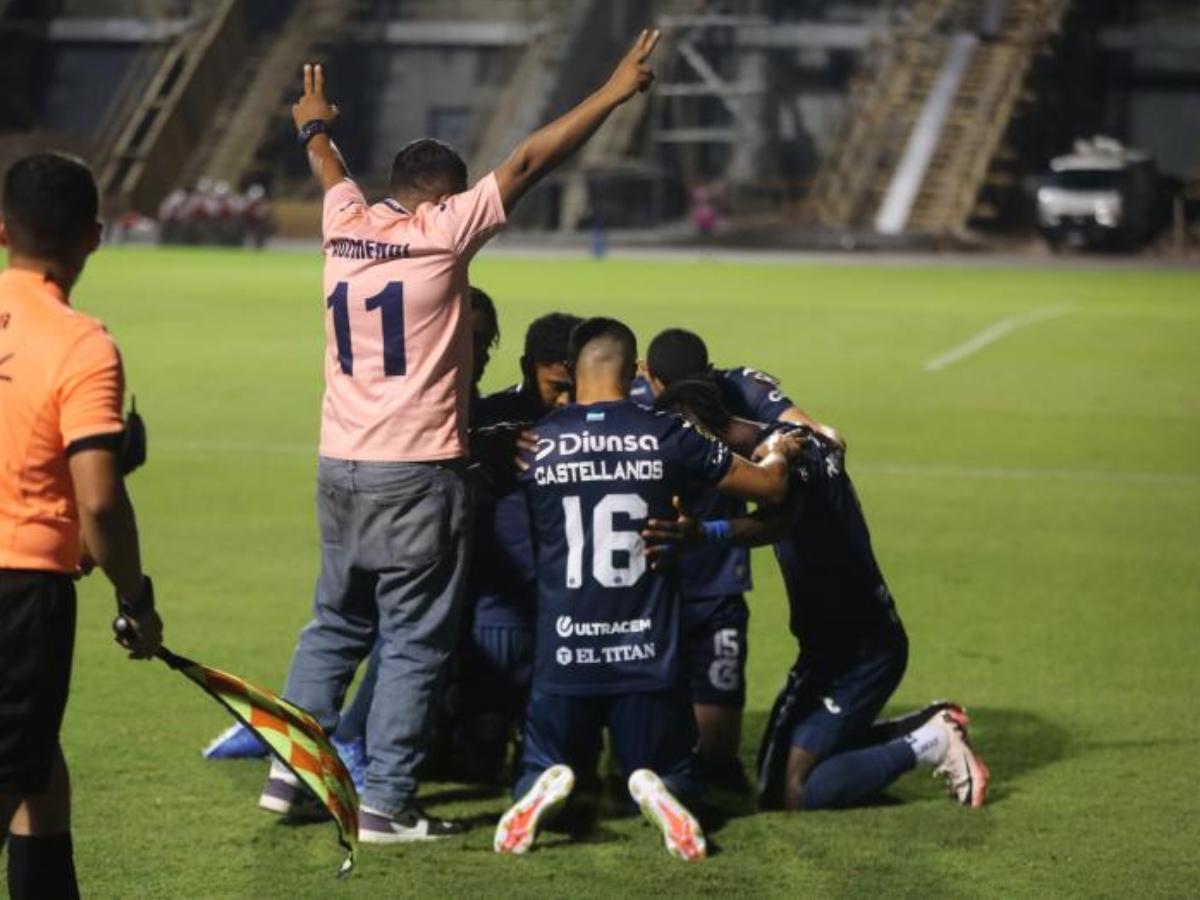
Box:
[61,247,1198,897]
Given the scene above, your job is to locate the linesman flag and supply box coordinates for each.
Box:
[116,620,359,875]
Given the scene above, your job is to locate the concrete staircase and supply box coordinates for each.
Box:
[98,0,247,213]
[804,0,958,231]
[906,0,1071,234]
[805,0,1070,236]
[467,1,598,178]
[183,0,362,189]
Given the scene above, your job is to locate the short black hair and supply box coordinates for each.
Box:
[647,328,710,386]
[654,377,732,434]
[389,139,467,197]
[470,286,499,347]
[568,316,637,366]
[1,152,99,259]
[524,312,582,366]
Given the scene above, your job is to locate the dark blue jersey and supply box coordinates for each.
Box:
[765,426,898,655]
[713,366,796,422]
[520,400,733,695]
[630,366,790,598]
[631,367,796,424]
[468,385,541,629]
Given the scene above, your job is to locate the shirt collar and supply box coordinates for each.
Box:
[0,267,70,305]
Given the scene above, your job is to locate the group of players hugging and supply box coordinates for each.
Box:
[207,303,989,860]
[206,29,987,862]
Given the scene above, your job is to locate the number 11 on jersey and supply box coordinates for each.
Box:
[326,280,407,377]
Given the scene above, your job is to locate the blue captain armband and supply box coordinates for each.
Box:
[701,519,732,545]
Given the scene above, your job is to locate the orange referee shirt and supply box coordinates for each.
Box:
[0,267,125,573]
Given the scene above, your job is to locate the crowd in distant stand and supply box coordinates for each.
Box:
[155,180,275,247]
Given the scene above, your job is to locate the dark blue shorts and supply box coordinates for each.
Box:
[459,624,535,719]
[682,593,749,707]
[452,624,534,778]
[757,622,908,807]
[516,685,700,805]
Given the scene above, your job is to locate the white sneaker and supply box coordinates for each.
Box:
[627,769,706,862]
[931,709,990,808]
[358,804,464,843]
[258,761,329,821]
[493,765,575,855]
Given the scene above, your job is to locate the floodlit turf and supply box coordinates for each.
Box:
[53,246,1199,897]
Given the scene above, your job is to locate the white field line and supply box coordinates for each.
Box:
[155,439,1200,488]
[853,462,1200,488]
[923,304,1077,372]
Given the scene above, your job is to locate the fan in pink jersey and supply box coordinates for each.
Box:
[259,34,663,844]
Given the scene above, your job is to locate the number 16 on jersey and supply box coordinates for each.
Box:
[562,494,648,589]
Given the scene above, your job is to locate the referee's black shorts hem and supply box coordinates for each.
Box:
[0,570,76,794]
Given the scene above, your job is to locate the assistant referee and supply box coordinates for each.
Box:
[0,153,163,899]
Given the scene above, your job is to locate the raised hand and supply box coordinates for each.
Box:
[292,62,339,130]
[605,29,661,103]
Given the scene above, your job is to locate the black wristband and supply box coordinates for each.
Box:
[117,575,154,617]
[297,119,331,147]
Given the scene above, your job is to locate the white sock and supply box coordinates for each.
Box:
[904,718,948,766]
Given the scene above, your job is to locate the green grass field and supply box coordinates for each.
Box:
[56,247,1200,897]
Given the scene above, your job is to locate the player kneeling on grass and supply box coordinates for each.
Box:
[630,327,844,790]
[648,380,990,812]
[493,319,806,860]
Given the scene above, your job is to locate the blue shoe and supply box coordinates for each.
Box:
[202,723,269,759]
[333,736,366,793]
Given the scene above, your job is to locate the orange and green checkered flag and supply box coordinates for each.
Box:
[123,631,360,876]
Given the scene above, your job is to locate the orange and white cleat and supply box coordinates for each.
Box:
[932,709,990,809]
[628,769,707,861]
[494,765,575,855]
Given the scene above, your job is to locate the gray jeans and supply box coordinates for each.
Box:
[282,457,471,815]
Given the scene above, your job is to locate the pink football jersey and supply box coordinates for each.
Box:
[318,174,505,461]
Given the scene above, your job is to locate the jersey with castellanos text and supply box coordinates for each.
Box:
[629,366,793,598]
[764,425,900,655]
[520,400,734,695]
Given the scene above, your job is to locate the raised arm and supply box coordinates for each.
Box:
[292,63,349,193]
[493,29,660,212]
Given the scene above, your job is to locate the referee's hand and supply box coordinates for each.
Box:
[117,608,163,660]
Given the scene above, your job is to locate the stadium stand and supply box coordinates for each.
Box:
[1,0,1197,247]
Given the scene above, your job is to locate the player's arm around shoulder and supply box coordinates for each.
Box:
[728,366,846,450]
[715,430,806,507]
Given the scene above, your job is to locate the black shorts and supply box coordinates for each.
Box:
[683,593,749,708]
[0,570,76,794]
